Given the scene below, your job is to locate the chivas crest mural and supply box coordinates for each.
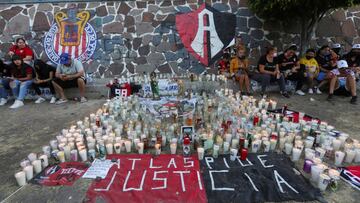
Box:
[176,3,236,66]
[44,9,97,64]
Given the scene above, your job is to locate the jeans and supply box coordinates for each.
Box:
[0,78,11,99]
[10,79,33,101]
[252,73,286,93]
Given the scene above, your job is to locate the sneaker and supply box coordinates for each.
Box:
[50,97,57,104]
[295,90,305,96]
[35,97,46,104]
[0,98,7,106]
[9,100,24,109]
[55,99,68,105]
[350,96,357,104]
[281,92,290,98]
[327,94,333,101]
[316,88,322,94]
[80,97,88,103]
[308,88,313,94]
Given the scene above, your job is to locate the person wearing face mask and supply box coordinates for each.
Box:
[277,45,306,96]
[343,44,360,80]
[8,38,34,62]
[300,49,320,94]
[252,46,290,98]
[230,46,251,95]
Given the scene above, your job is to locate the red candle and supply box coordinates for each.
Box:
[253,115,259,126]
[239,137,245,150]
[240,148,248,161]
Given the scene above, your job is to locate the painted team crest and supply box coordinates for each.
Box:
[44,9,97,64]
[176,3,236,66]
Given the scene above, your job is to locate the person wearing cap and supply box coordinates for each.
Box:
[342,44,360,80]
[8,38,34,62]
[51,53,87,104]
[327,60,357,104]
[331,43,342,57]
[300,49,320,94]
[277,45,306,96]
[0,55,34,108]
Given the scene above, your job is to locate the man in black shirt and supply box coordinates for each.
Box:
[32,59,56,104]
[277,45,306,96]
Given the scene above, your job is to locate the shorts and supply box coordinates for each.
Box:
[334,86,351,96]
[53,77,86,89]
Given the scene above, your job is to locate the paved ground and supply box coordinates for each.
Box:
[0,92,360,202]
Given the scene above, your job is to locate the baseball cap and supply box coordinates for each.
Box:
[59,53,71,64]
[337,60,348,69]
[352,44,360,49]
[332,43,341,49]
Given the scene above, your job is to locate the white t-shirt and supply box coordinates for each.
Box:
[56,59,84,75]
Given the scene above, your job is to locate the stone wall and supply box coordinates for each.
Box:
[0,0,360,77]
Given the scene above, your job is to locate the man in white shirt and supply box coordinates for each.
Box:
[52,53,87,104]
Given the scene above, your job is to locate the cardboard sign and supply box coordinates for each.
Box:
[31,162,88,186]
[86,154,207,203]
[200,153,322,203]
[82,159,114,179]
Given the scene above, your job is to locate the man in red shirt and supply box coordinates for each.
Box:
[8,38,34,62]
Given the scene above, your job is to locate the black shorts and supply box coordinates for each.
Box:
[334,86,351,97]
[53,77,86,89]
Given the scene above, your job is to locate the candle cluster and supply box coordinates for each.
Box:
[14,89,360,194]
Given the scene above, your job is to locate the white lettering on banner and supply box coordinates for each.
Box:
[205,157,214,169]
[209,170,235,191]
[183,157,194,168]
[150,158,162,169]
[191,8,224,58]
[123,170,147,191]
[128,158,141,170]
[197,171,203,190]
[274,170,299,194]
[167,158,177,169]
[60,168,84,175]
[174,171,190,192]
[151,171,168,190]
[236,157,253,167]
[244,173,259,192]
[94,171,117,192]
[257,155,274,168]
[223,157,230,169]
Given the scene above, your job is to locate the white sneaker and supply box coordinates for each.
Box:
[10,100,24,109]
[316,88,322,94]
[308,88,313,94]
[295,90,305,96]
[0,98,7,106]
[55,99,68,105]
[50,97,57,104]
[35,97,46,104]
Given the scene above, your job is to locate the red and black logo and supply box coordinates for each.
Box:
[176,3,236,66]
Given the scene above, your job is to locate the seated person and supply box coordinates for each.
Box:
[342,44,360,80]
[8,38,34,63]
[52,53,87,104]
[0,55,34,108]
[230,46,251,95]
[277,45,306,96]
[327,60,357,104]
[300,49,320,94]
[252,46,290,98]
[331,43,342,57]
[33,59,56,104]
[0,59,11,78]
[218,53,230,76]
[315,45,337,93]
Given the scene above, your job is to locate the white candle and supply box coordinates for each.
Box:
[318,173,330,191]
[263,140,270,152]
[279,138,286,151]
[106,143,114,155]
[125,140,132,152]
[70,150,78,161]
[345,149,356,163]
[23,165,33,181]
[27,153,37,162]
[335,151,345,166]
[63,145,71,161]
[15,171,26,186]
[271,101,277,110]
[230,148,238,161]
[252,141,260,153]
[213,145,220,158]
[42,146,51,157]
[270,139,277,151]
[315,147,326,159]
[197,147,205,160]
[292,148,302,162]
[355,149,360,163]
[39,155,48,168]
[225,134,232,143]
[328,169,340,180]
[32,160,42,174]
[170,143,177,155]
[332,139,341,151]
[57,151,65,163]
[223,142,230,153]
[79,149,87,161]
[155,144,161,155]
[284,143,293,155]
[114,143,122,154]
[137,142,144,154]
[311,164,325,182]
[231,139,239,149]
[305,148,315,160]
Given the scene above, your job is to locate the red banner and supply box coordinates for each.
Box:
[86,154,207,203]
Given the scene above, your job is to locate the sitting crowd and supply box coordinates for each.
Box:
[218,43,359,104]
[0,38,87,109]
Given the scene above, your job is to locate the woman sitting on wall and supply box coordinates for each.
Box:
[8,38,34,63]
[252,46,290,98]
[230,46,251,95]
